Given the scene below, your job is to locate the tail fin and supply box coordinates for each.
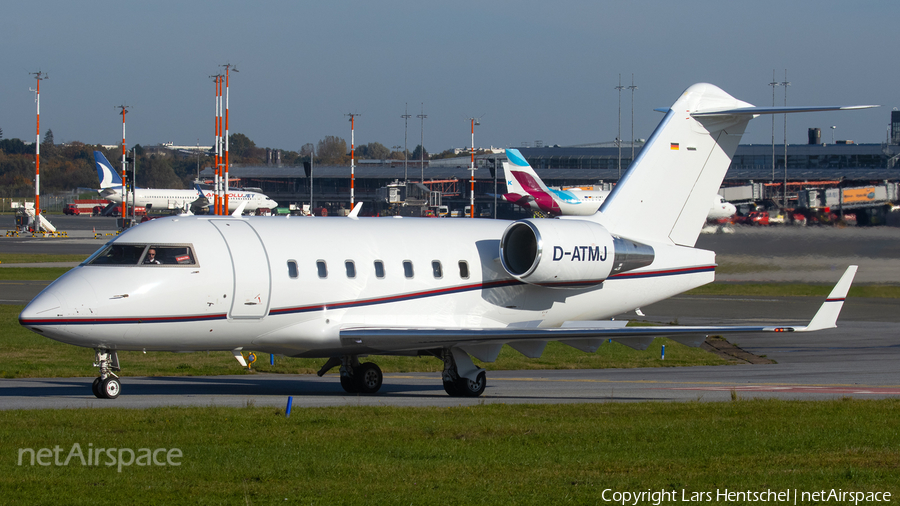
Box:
[503,149,562,214]
[598,83,876,247]
[93,151,123,189]
[599,84,754,246]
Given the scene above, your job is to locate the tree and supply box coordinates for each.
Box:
[410,144,429,161]
[357,142,391,160]
[317,136,348,165]
[41,129,55,157]
[229,133,255,158]
[140,155,183,189]
[0,138,32,155]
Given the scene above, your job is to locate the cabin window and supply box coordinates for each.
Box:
[458,260,469,279]
[403,260,414,279]
[287,260,298,279]
[345,260,356,278]
[432,260,442,279]
[316,260,327,278]
[374,260,385,279]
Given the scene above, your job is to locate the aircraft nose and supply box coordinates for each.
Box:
[19,290,62,323]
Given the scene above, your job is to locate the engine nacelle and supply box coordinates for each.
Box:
[499,219,654,288]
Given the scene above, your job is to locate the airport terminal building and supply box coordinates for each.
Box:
[202,136,900,217]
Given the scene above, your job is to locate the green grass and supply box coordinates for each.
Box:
[0,267,73,280]
[0,253,86,264]
[0,305,728,379]
[687,283,900,299]
[2,399,898,504]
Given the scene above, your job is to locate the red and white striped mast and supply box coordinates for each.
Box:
[467,117,480,218]
[30,71,47,232]
[211,74,223,215]
[117,105,130,222]
[345,113,359,207]
[221,63,237,214]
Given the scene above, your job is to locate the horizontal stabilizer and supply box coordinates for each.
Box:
[692,105,878,117]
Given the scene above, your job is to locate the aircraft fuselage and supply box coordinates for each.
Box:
[19,215,715,357]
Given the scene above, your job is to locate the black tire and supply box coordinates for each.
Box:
[355,362,383,394]
[91,377,103,398]
[340,374,360,393]
[454,371,486,397]
[100,378,121,399]
[443,380,461,397]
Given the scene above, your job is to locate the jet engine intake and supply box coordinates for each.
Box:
[499,219,655,288]
[499,219,614,288]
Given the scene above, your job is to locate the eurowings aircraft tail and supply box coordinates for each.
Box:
[94,151,124,189]
[503,149,602,216]
[596,83,875,247]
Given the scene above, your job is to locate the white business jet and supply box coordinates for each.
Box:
[21,84,873,399]
[503,149,736,219]
[94,151,278,213]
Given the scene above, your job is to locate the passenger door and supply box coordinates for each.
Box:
[210,220,271,318]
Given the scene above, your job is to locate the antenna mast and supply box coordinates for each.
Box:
[221,63,237,213]
[345,113,360,207]
[116,104,130,225]
[30,71,48,232]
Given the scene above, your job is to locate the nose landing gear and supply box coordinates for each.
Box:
[92,349,121,399]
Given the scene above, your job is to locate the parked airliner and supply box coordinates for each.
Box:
[502,149,736,219]
[21,84,872,399]
[93,151,278,213]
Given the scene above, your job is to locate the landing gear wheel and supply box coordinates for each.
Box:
[100,377,121,399]
[340,374,360,394]
[443,380,460,396]
[355,362,383,394]
[454,371,486,397]
[91,377,102,399]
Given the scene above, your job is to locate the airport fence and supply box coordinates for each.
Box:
[0,196,70,213]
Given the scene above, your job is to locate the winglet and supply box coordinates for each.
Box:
[231,201,248,217]
[348,202,363,218]
[801,265,858,332]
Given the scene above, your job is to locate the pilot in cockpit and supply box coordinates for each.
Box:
[143,247,161,265]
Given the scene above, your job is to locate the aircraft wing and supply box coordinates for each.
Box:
[340,265,857,356]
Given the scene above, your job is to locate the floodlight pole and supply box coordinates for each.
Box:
[781,70,790,207]
[117,105,130,223]
[615,75,624,178]
[628,74,637,165]
[417,104,426,182]
[30,71,47,232]
[769,71,780,185]
[402,104,411,185]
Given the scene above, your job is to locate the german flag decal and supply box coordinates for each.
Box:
[670,143,679,150]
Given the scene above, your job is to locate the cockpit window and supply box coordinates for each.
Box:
[83,244,197,266]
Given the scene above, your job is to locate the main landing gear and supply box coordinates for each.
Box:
[317,348,488,397]
[441,348,486,397]
[92,349,121,399]
[317,355,384,394]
